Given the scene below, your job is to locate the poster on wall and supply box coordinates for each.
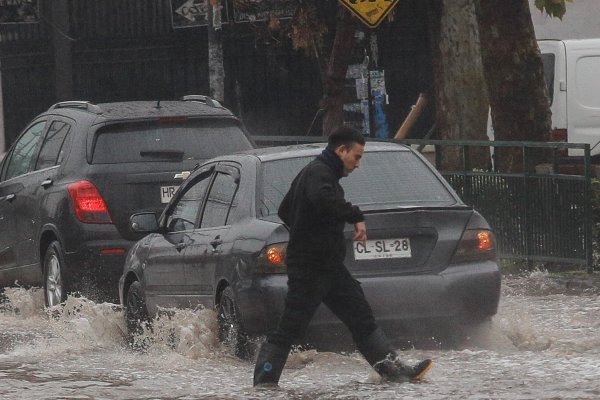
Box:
[0,0,39,24]
[233,0,295,23]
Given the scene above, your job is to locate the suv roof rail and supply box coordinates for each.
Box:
[181,95,223,108]
[48,101,103,114]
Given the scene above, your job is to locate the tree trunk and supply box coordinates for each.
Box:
[476,0,552,172]
[428,0,490,171]
[321,7,356,136]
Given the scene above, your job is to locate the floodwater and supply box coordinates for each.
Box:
[1,270,600,400]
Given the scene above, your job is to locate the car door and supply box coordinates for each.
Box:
[183,163,240,307]
[15,118,72,276]
[143,166,214,310]
[0,120,47,283]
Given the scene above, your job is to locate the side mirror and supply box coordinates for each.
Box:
[130,212,159,233]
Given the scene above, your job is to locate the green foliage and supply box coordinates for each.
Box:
[534,0,574,19]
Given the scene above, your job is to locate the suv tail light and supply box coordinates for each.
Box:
[450,229,496,264]
[256,242,287,274]
[67,180,112,224]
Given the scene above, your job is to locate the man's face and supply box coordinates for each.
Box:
[335,143,364,176]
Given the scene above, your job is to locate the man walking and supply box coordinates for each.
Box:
[253,126,432,386]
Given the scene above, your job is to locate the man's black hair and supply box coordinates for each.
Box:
[327,126,366,150]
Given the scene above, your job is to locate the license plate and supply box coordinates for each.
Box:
[353,238,411,260]
[160,185,178,203]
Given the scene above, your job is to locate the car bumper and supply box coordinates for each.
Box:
[235,261,501,337]
[64,239,132,303]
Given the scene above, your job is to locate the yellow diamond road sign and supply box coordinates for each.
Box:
[338,0,400,28]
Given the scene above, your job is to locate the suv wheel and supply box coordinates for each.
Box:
[126,281,151,350]
[43,241,68,307]
[218,286,254,359]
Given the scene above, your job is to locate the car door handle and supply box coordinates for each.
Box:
[175,242,186,252]
[41,179,53,188]
[4,193,15,202]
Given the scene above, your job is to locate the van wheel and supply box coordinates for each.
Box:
[43,241,69,308]
[218,287,254,359]
[125,281,152,350]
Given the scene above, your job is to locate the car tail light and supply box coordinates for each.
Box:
[67,180,112,224]
[257,242,287,273]
[450,229,496,264]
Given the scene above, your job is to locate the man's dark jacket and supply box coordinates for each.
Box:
[278,148,364,267]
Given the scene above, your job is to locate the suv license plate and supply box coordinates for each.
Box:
[160,185,178,203]
[353,238,411,260]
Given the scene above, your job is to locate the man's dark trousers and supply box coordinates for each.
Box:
[267,263,378,348]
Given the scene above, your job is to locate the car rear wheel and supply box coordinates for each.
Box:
[218,286,254,359]
[43,241,69,308]
[125,281,151,350]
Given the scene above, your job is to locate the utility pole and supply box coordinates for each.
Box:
[207,0,224,102]
[51,0,74,101]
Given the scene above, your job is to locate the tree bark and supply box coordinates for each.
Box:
[476,0,552,172]
[321,7,356,136]
[428,0,490,171]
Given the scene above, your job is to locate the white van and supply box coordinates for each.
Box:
[538,39,600,159]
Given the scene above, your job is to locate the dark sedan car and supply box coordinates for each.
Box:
[119,142,501,354]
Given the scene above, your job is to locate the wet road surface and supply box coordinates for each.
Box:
[1,270,600,399]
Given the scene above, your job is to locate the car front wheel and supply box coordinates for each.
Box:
[43,241,69,308]
[125,281,151,350]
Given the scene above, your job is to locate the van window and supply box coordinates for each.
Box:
[541,53,555,105]
[575,56,600,108]
[91,119,252,164]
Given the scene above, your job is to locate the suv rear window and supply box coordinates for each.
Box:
[92,119,252,164]
[259,150,457,216]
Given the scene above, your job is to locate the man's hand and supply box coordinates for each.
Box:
[353,221,367,242]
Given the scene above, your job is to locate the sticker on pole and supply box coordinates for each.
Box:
[338,0,400,28]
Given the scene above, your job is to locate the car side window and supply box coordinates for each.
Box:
[200,172,238,229]
[167,174,212,232]
[35,121,71,170]
[3,121,46,181]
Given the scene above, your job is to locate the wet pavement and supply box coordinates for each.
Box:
[1,270,600,399]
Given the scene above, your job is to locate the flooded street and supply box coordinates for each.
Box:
[1,271,600,399]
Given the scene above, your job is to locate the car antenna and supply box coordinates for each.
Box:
[155,100,161,109]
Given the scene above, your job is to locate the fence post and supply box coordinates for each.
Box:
[0,60,4,154]
[584,144,593,272]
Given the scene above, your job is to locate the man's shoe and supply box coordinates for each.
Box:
[407,359,433,381]
[374,358,433,383]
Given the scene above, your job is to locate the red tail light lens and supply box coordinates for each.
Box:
[257,242,287,273]
[67,181,112,224]
[451,229,496,264]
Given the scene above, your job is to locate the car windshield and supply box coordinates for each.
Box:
[259,149,457,217]
[92,119,252,164]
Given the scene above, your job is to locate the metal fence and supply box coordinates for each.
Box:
[252,136,594,272]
